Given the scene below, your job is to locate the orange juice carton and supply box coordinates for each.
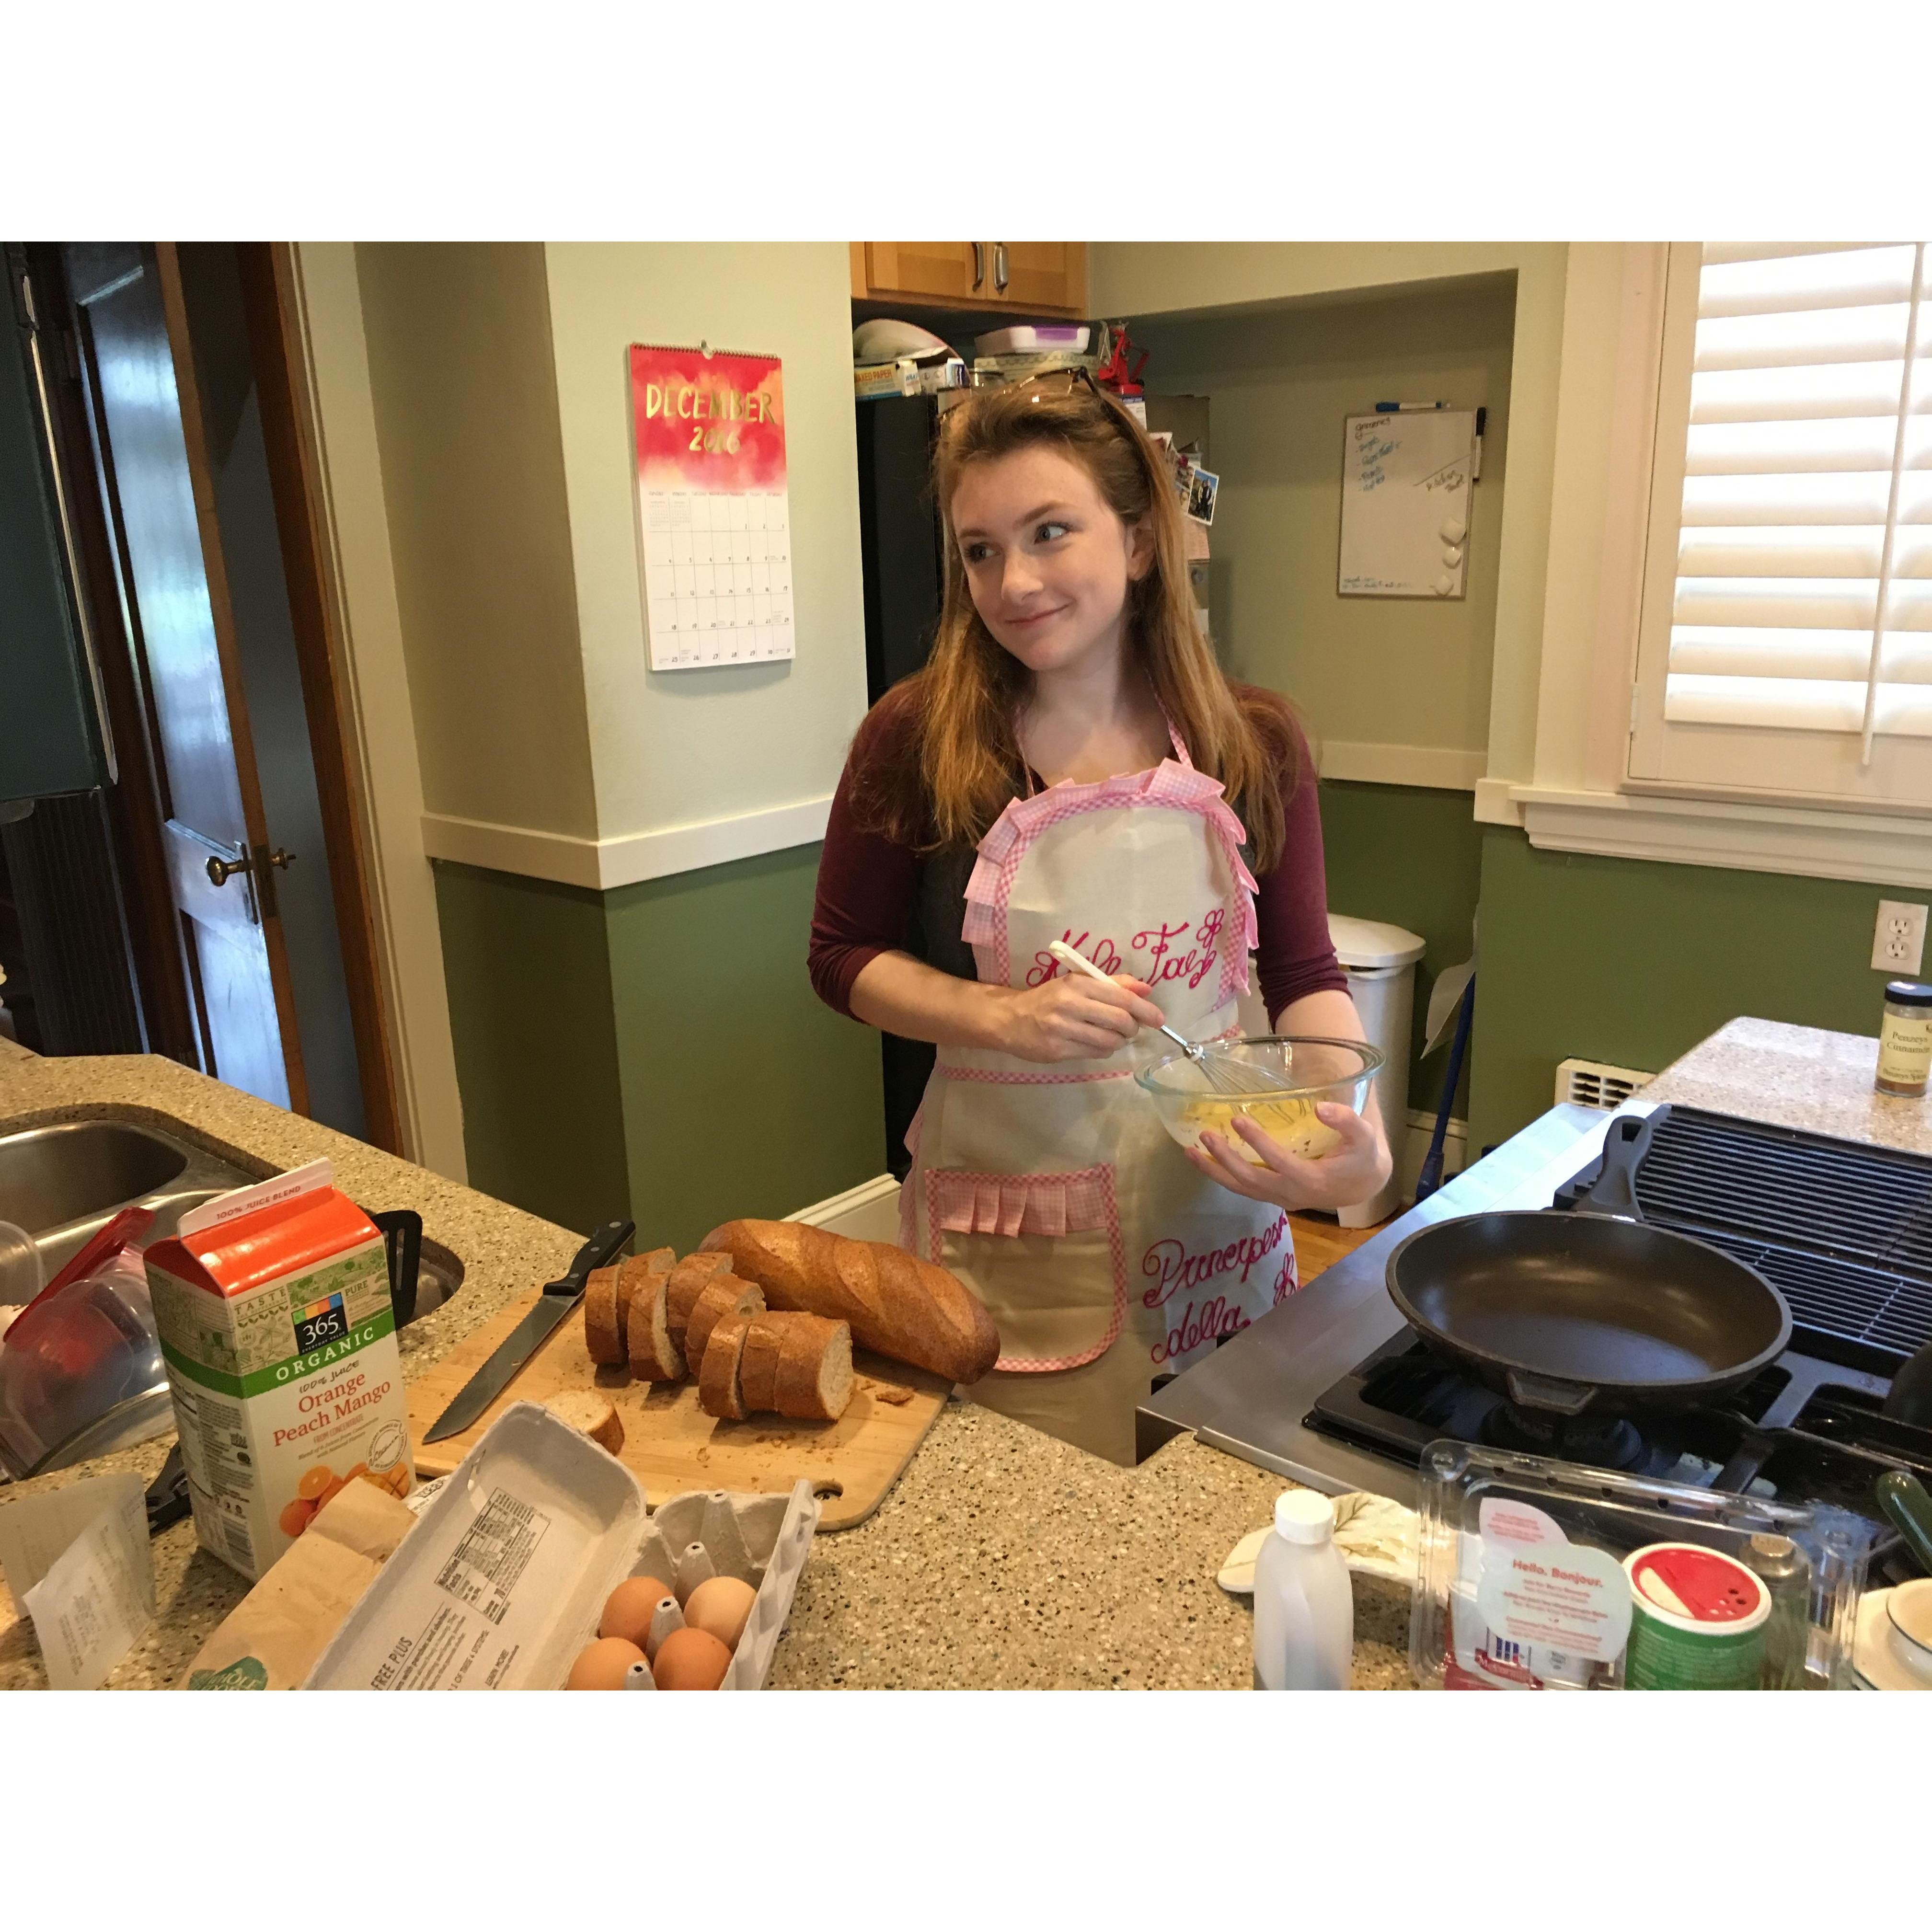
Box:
[145,1158,413,1580]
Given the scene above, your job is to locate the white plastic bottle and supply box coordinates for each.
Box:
[1252,1489,1354,1690]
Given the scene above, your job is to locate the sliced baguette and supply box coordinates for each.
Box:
[698,1220,999,1383]
[583,1267,625,1367]
[665,1253,736,1348]
[697,1311,755,1421]
[685,1276,766,1368]
[615,1250,674,1333]
[771,1314,854,1423]
[738,1314,789,1415]
[543,1390,625,1454]
[626,1266,684,1381]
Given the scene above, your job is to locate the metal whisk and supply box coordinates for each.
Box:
[1046,940,1285,1093]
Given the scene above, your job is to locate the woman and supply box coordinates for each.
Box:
[810,373,1391,1463]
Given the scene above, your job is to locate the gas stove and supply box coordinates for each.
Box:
[1136,1101,1932,1582]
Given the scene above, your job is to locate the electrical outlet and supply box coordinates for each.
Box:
[1873,900,1929,976]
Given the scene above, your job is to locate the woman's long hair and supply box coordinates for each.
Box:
[864,377,1294,872]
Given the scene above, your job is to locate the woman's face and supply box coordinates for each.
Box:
[949,445,1152,678]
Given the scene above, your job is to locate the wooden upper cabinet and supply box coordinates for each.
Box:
[852,242,1087,317]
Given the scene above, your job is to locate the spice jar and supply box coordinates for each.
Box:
[1876,980,1932,1098]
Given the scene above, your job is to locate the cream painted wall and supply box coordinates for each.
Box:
[354,243,598,841]
[1093,243,1570,803]
[541,243,870,852]
[289,243,467,1181]
[1135,280,1516,780]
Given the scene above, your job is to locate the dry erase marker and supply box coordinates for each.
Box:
[1373,401,1449,412]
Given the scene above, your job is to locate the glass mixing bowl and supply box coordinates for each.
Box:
[1133,1035,1384,1163]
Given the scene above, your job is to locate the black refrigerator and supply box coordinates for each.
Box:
[853,393,945,1179]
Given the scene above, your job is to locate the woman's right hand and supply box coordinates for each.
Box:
[989,974,1167,1063]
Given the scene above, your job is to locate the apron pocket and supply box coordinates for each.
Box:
[926,1165,1125,1373]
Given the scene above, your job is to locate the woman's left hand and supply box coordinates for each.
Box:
[1185,1102,1393,1214]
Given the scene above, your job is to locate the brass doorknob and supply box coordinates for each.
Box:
[206,852,250,886]
[268,848,296,869]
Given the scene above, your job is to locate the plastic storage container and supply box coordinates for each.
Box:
[1409,1439,1869,1690]
[1327,914,1426,1227]
[1253,1489,1354,1689]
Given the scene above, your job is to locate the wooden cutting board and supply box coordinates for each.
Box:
[404,1291,951,1530]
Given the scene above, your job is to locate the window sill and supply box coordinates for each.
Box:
[1506,785,1932,889]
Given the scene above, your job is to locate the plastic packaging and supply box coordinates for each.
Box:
[1253,1490,1354,1690]
[0,1219,42,1305]
[0,1244,166,1478]
[1410,1439,1869,1690]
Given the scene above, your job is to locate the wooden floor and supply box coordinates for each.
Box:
[1288,1210,1384,1285]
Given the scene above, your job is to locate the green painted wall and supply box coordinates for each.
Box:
[433,846,886,1252]
[604,844,885,1253]
[1470,828,1910,1156]
[1318,780,1482,1119]
[432,862,631,1235]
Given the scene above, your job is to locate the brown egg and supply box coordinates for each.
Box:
[683,1574,757,1652]
[566,1636,646,1690]
[599,1575,673,1648]
[650,1625,732,1690]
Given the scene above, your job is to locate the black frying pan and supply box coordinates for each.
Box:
[1385,1109,1792,1416]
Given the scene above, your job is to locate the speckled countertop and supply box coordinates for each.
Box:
[12,1015,1912,1691]
[1642,1014,1932,1153]
[0,1041,1409,1690]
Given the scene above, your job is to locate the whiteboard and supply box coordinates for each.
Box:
[1337,411,1476,599]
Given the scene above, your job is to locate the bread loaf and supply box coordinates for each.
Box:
[685,1276,765,1367]
[697,1311,755,1421]
[583,1267,625,1367]
[626,1266,684,1381]
[771,1314,853,1422]
[698,1221,999,1383]
[665,1253,736,1348]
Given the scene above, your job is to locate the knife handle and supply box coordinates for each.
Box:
[547,1219,635,1295]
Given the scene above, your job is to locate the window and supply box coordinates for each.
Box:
[1629,243,1932,811]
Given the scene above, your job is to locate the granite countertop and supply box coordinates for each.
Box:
[1641,1015,1932,1153]
[0,1041,1411,1690]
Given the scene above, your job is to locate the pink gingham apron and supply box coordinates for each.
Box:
[900,724,1297,1464]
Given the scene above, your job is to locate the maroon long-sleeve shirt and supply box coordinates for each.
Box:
[809,681,1347,1024]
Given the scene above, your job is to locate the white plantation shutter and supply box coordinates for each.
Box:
[1629,243,1932,808]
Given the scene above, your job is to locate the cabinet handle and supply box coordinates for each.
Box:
[993,243,1009,292]
[971,242,985,290]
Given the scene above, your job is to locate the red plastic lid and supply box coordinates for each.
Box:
[1628,1544,1767,1625]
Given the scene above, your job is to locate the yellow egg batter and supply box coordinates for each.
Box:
[1178,1096,1341,1163]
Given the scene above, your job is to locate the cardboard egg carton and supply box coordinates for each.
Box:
[304,1403,816,1690]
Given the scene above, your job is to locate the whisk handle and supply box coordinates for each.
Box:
[1046,941,1195,1054]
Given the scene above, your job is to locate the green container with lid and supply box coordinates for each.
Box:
[1622,1542,1771,1690]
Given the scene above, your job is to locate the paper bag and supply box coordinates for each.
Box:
[179,1478,418,1689]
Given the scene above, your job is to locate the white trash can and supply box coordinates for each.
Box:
[1328,913,1426,1229]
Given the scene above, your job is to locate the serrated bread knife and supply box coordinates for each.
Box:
[423,1219,633,1442]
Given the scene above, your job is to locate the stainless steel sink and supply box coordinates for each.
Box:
[0,1119,261,1282]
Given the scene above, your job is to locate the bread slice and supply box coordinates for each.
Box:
[738,1314,788,1415]
[626,1266,684,1381]
[543,1390,625,1453]
[615,1250,674,1333]
[665,1253,736,1348]
[772,1315,854,1423]
[697,1311,755,1421]
[583,1267,625,1367]
[685,1277,766,1369]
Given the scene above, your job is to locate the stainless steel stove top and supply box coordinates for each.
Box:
[1134,1103,1623,1506]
